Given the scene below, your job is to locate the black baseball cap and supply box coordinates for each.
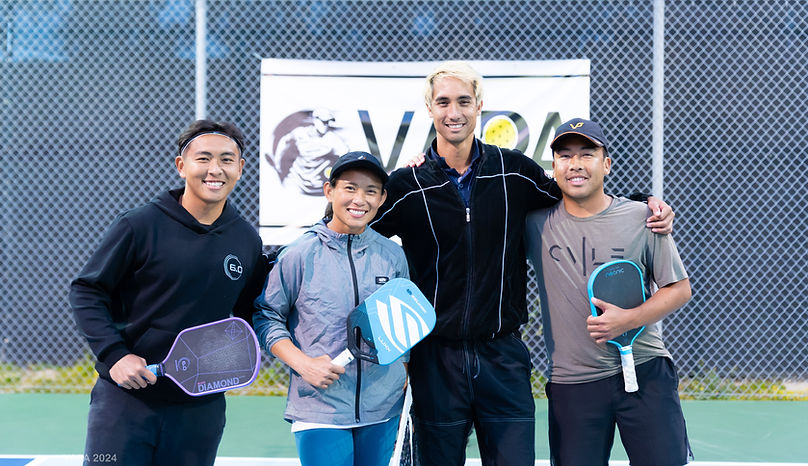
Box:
[550,118,609,152]
[329,151,388,184]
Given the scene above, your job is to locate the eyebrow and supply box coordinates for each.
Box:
[195,150,238,157]
[434,94,474,102]
[339,179,383,190]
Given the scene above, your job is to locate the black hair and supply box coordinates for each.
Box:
[177,119,245,158]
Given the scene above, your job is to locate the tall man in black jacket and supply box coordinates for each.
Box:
[371,61,674,465]
[69,120,267,466]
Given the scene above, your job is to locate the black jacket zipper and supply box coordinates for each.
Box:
[427,147,480,340]
[459,156,478,340]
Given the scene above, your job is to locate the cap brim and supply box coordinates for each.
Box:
[331,160,389,184]
[550,132,605,150]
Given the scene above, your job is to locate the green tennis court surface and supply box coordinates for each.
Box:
[1,394,806,464]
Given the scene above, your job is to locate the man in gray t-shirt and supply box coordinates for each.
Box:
[524,118,693,466]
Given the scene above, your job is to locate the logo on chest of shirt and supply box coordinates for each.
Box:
[548,237,625,277]
[223,254,243,281]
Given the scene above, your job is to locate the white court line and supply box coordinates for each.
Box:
[1,456,806,466]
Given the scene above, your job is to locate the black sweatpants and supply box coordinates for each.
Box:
[409,331,535,466]
[83,378,226,466]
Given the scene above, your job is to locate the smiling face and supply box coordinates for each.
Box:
[324,168,387,235]
[175,133,244,222]
[427,76,482,148]
[552,134,612,212]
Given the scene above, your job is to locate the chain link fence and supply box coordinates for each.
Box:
[1,0,806,400]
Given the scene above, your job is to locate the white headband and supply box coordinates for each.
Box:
[179,131,242,157]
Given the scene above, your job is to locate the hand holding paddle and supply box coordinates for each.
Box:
[332,278,435,367]
[110,354,157,389]
[586,298,642,345]
[587,260,646,393]
[301,355,345,389]
[270,339,345,389]
[142,317,261,396]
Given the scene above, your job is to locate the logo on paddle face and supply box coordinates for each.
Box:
[374,295,431,355]
[175,357,191,372]
[197,377,241,393]
[225,320,245,340]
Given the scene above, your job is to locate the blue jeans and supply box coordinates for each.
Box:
[294,416,399,466]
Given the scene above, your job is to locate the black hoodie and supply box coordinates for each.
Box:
[70,188,266,402]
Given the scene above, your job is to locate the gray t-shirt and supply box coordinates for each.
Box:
[524,196,688,384]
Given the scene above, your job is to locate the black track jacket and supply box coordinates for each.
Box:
[372,140,562,340]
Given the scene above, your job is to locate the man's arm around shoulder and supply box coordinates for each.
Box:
[370,166,416,238]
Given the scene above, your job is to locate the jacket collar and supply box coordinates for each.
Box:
[311,218,376,253]
[426,138,483,175]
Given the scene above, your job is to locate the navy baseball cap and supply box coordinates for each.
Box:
[329,151,388,184]
[550,118,609,152]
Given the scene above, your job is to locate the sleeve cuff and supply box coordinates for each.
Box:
[100,344,131,370]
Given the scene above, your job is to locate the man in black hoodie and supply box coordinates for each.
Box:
[69,120,266,466]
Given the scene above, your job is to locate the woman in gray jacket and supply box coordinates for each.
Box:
[253,151,409,466]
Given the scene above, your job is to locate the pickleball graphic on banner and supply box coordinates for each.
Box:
[482,113,520,149]
[266,108,350,196]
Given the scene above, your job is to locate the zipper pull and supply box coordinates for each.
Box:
[466,207,471,223]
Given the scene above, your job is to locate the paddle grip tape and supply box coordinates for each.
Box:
[619,346,639,393]
[332,349,355,367]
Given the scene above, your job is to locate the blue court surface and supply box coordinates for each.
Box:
[1,394,806,465]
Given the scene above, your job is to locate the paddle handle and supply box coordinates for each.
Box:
[332,349,355,367]
[619,346,638,392]
[117,363,162,387]
[146,363,163,377]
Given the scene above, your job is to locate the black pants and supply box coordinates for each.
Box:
[409,332,535,466]
[84,378,226,466]
[547,357,692,466]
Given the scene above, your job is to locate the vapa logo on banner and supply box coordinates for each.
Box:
[259,59,590,245]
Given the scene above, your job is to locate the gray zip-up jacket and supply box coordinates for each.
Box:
[253,219,409,425]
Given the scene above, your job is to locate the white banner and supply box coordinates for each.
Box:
[259,59,590,245]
